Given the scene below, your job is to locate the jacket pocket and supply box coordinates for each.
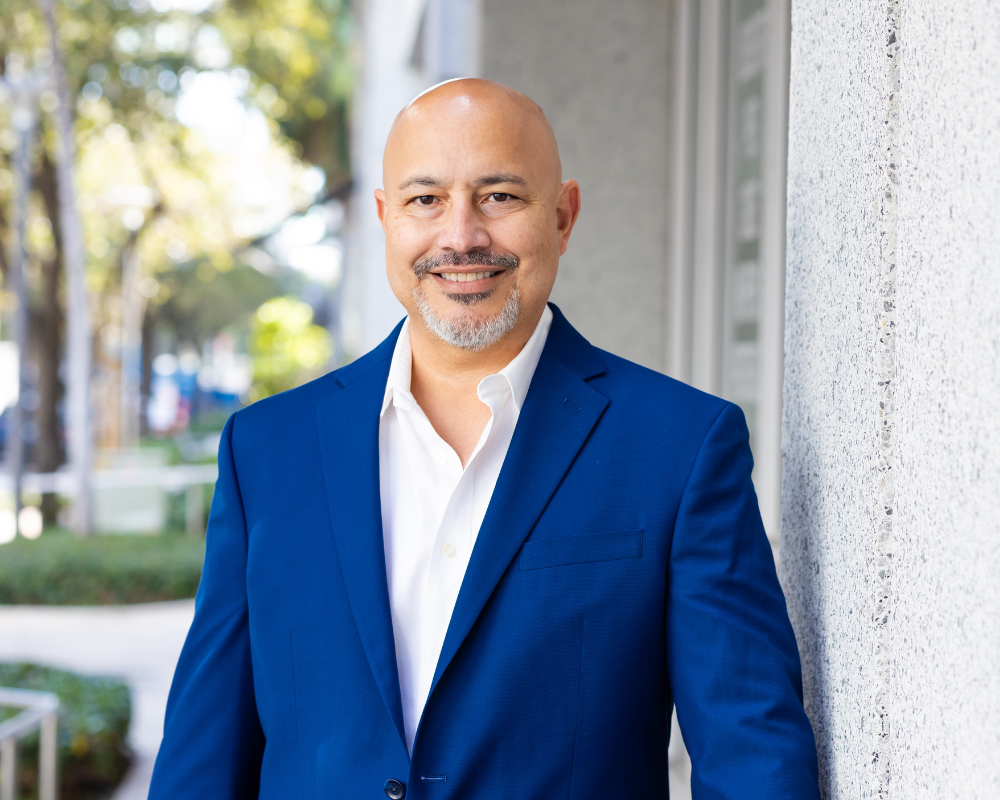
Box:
[519,529,644,571]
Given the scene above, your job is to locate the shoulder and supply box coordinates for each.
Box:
[591,348,733,429]
[544,304,739,451]
[546,304,731,429]
[223,371,340,454]
[229,322,402,444]
[583,350,753,490]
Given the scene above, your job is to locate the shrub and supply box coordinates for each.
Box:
[248,296,331,401]
[0,662,131,800]
[0,532,205,605]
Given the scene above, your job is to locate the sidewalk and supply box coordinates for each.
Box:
[0,600,195,800]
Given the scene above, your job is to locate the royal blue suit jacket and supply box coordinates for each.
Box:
[150,305,819,799]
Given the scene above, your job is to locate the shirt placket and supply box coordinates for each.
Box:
[410,412,462,713]
[416,394,504,710]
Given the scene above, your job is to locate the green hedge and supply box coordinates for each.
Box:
[0,533,205,605]
[0,662,131,800]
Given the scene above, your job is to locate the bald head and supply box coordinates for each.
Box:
[375,78,580,363]
[384,79,562,189]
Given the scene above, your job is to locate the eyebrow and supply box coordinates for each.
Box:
[475,173,527,188]
[396,173,528,191]
[397,175,442,190]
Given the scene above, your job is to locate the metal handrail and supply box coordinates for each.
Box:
[0,687,59,800]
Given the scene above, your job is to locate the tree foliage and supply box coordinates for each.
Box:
[0,0,353,467]
[248,294,330,400]
[3,0,351,306]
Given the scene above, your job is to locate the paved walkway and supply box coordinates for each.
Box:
[0,601,195,800]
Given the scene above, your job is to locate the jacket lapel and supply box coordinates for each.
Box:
[315,323,406,751]
[428,306,609,697]
[316,308,608,749]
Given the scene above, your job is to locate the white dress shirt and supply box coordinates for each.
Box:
[378,305,553,752]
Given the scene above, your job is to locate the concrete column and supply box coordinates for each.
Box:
[782,2,1000,797]
[348,0,431,355]
[348,0,483,355]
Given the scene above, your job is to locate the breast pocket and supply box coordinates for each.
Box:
[519,529,644,571]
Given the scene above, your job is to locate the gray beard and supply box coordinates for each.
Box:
[412,282,521,352]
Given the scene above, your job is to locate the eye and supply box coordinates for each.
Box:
[415,195,436,205]
[490,192,512,202]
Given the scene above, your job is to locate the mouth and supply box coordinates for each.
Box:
[429,269,508,293]
[413,250,520,297]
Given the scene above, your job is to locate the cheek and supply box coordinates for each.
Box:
[493,210,556,258]
[494,219,558,298]
[385,219,430,272]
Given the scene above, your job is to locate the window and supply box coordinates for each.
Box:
[669,0,790,544]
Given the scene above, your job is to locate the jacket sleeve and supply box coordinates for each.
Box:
[667,402,819,800]
[149,413,265,799]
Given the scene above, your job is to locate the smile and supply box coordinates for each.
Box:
[438,271,500,282]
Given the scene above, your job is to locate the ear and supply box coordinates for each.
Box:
[375,188,388,231]
[555,180,582,256]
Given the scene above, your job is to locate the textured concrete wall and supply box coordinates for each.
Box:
[480,0,671,371]
[782,1,886,794]
[783,1,1000,797]
[891,4,1000,796]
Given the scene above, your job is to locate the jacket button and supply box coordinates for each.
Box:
[384,778,405,799]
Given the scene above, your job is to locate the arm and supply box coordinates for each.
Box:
[667,403,819,799]
[149,414,265,799]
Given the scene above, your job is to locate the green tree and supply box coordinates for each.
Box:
[248,295,330,400]
[212,0,354,182]
[0,0,353,504]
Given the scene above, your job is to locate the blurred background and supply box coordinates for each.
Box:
[0,0,791,797]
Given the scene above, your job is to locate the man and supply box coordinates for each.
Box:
[150,79,819,799]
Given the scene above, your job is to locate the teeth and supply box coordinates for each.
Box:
[439,271,497,282]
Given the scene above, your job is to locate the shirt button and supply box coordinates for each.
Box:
[384,778,405,799]
[434,453,448,466]
[441,544,457,558]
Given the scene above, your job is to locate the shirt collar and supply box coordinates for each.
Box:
[381,316,415,416]
[493,304,552,411]
[380,304,554,417]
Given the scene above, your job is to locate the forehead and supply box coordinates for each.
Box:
[384,96,551,189]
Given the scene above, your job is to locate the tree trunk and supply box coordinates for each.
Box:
[38,0,94,534]
[140,306,155,437]
[34,152,66,525]
[0,207,8,285]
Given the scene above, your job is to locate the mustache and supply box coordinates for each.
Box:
[413,250,520,278]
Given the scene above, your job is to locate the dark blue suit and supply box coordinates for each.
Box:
[150,305,819,799]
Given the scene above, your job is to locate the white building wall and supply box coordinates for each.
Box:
[782,1,1000,796]
[481,0,672,372]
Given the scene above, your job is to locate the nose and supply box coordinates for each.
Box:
[437,195,490,255]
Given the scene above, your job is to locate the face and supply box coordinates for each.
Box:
[376,86,580,353]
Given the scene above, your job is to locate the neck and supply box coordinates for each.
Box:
[409,309,539,387]
[406,304,544,465]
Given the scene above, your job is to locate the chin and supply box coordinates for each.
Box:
[412,283,521,352]
[442,287,500,307]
